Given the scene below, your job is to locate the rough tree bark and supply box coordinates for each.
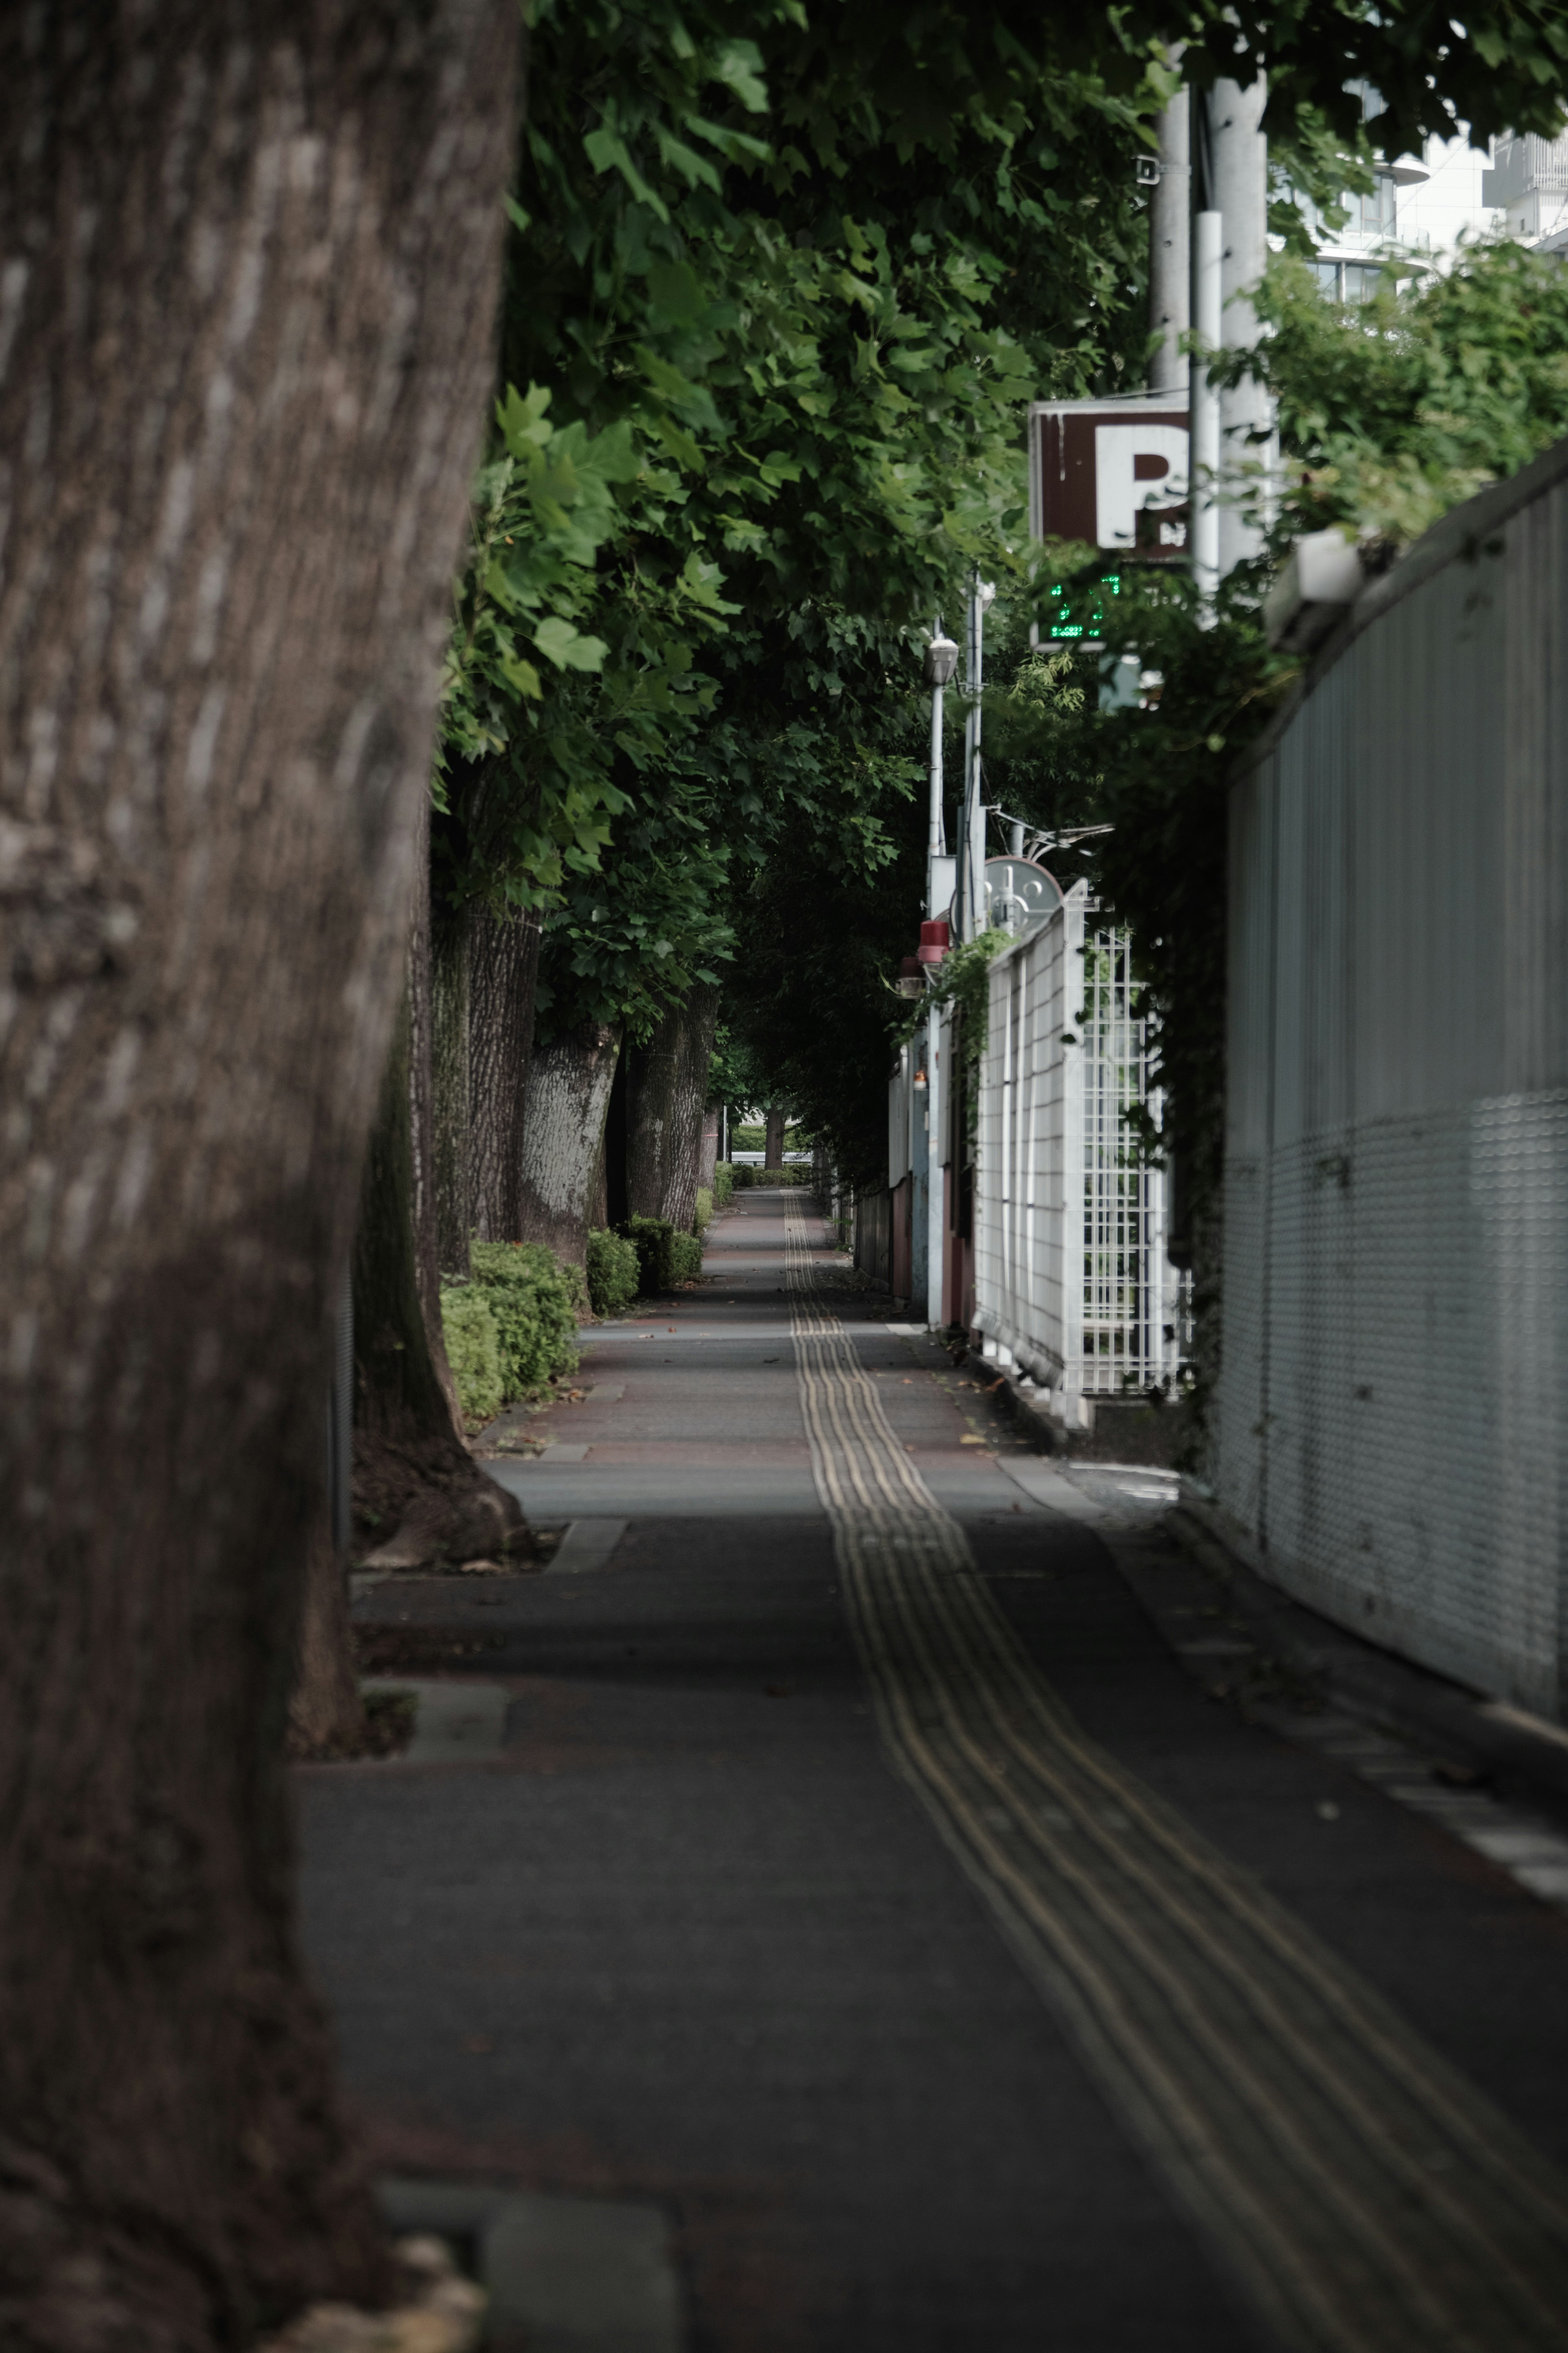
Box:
[626,985,721,1231]
[287,1514,367,1759]
[517,1023,622,1267]
[352,1000,527,1570]
[0,5,517,2344]
[407,801,464,1430]
[431,897,472,1276]
[468,899,541,1242]
[602,1045,630,1228]
[764,1105,788,1169]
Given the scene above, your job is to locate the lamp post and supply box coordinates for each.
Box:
[919,622,960,1329]
[922,621,960,919]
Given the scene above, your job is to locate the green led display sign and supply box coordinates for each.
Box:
[1044,572,1121,643]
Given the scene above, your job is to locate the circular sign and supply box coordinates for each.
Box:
[984,856,1064,939]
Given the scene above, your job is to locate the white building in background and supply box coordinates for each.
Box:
[1482,132,1568,250]
[1289,111,1568,299]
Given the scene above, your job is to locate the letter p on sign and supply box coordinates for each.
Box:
[1095,423,1189,553]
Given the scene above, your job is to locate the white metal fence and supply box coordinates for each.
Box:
[1214,437,1568,1719]
[1081,928,1184,1394]
[975,884,1184,1425]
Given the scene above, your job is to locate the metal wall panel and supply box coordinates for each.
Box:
[1217,453,1568,1716]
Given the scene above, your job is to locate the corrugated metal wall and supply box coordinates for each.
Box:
[1215,441,1568,1717]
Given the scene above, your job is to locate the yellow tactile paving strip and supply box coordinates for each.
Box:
[784,1194,1568,2352]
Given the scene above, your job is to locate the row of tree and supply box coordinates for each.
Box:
[8,1,1568,2345]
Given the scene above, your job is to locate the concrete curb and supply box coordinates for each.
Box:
[1169,1487,1568,1825]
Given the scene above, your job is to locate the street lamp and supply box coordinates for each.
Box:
[917,622,962,1336]
[923,624,960,922]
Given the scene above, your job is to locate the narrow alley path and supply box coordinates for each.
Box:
[301,1193,1568,2353]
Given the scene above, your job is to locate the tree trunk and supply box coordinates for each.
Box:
[468,901,541,1242]
[0,6,518,2344]
[432,898,472,1277]
[408,803,464,1432]
[626,985,721,1231]
[765,1104,788,1169]
[517,1024,621,1267]
[699,1106,719,1190]
[603,1043,630,1228]
[287,1514,367,1758]
[352,1000,528,1570]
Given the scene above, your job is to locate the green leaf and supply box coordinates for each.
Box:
[648,256,708,322]
[582,127,669,223]
[534,617,610,673]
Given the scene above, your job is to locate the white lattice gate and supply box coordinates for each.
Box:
[1080,927,1185,1394]
[975,887,1185,1427]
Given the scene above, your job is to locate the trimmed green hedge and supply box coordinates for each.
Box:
[586,1227,640,1318]
[469,1241,581,1398]
[620,1214,702,1294]
[711,1162,735,1210]
[439,1285,504,1426]
[693,1184,713,1233]
[731,1164,808,1188]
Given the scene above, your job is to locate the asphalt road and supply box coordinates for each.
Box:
[299,1193,1568,2353]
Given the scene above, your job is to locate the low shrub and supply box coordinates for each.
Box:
[731,1164,808,1189]
[620,1214,704,1294]
[469,1240,581,1398]
[439,1284,504,1425]
[711,1162,735,1210]
[693,1184,713,1233]
[586,1227,640,1318]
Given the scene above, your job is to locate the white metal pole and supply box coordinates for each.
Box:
[1212,75,1270,573]
[968,575,987,936]
[1151,87,1191,392]
[1192,207,1223,604]
[927,1002,944,1328]
[927,620,946,919]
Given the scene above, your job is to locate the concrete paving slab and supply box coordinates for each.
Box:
[488,1461,822,1518]
[548,1519,630,1577]
[361,1678,510,1762]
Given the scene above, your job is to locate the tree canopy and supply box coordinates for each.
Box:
[432,0,1568,1166]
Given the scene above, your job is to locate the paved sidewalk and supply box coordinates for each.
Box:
[299,1194,1568,2353]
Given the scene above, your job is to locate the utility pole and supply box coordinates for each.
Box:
[1150,87,1191,392]
[1192,206,1223,602]
[1211,75,1270,574]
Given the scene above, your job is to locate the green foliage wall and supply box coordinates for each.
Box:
[586,1227,641,1318]
[439,1286,505,1428]
[620,1214,704,1291]
[470,1242,583,1398]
